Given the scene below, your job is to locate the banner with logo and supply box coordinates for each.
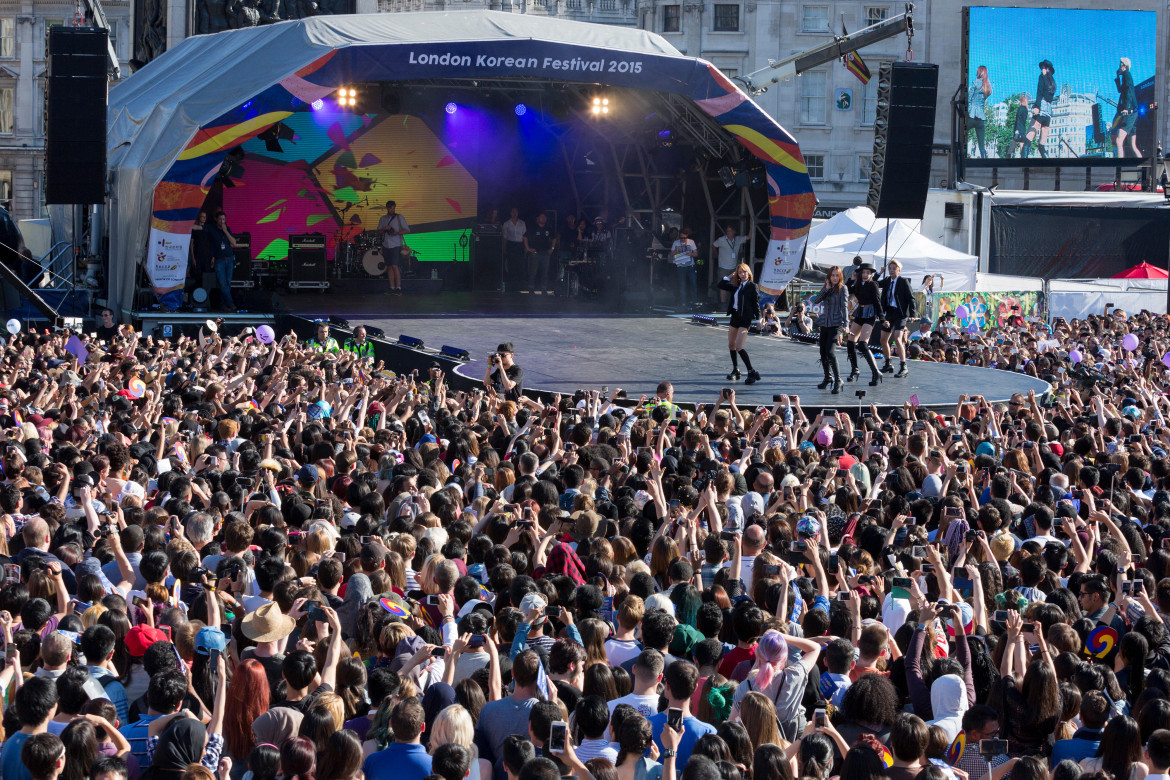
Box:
[146,228,189,293]
[759,239,804,296]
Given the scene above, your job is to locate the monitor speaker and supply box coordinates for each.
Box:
[289,234,327,283]
[45,27,108,205]
[866,62,939,220]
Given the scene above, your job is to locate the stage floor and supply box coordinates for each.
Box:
[336,308,1049,409]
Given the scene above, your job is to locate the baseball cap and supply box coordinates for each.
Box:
[194,626,228,656]
[295,464,320,484]
[125,625,170,657]
[517,592,548,625]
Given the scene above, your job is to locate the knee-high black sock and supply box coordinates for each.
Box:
[729,349,739,370]
[738,350,754,372]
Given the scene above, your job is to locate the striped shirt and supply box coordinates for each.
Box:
[810,286,848,327]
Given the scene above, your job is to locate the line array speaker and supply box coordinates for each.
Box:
[46,27,108,205]
[866,61,939,220]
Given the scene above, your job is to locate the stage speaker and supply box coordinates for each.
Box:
[232,232,252,281]
[46,27,108,205]
[289,234,327,283]
[472,233,502,291]
[866,62,939,220]
[1091,103,1109,145]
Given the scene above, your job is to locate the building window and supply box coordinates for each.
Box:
[663,5,680,32]
[599,0,615,9]
[0,87,13,134]
[0,20,13,58]
[713,4,739,31]
[864,6,888,27]
[860,71,880,125]
[800,71,827,124]
[0,170,11,211]
[801,5,829,32]
[805,154,825,181]
[565,0,581,7]
[858,155,871,182]
[722,68,738,78]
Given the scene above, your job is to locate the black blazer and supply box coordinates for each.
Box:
[718,278,759,321]
[878,275,915,318]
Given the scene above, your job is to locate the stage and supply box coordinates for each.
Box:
[309,300,1049,409]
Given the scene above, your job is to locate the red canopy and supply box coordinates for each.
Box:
[1113,262,1169,279]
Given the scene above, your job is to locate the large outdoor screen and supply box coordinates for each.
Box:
[225,110,478,264]
[963,7,1156,164]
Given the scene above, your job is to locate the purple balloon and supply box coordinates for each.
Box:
[1162,352,1170,369]
[1069,349,1082,364]
[955,304,970,319]
[1122,333,1139,351]
[256,325,275,344]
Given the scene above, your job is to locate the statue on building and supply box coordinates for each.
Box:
[195,0,233,34]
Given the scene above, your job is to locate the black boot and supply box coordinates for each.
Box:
[1021,139,1032,158]
[859,343,882,386]
[881,357,895,374]
[896,360,908,378]
[1037,144,1047,159]
[846,341,860,382]
[830,353,843,394]
[817,368,832,390]
[745,370,762,385]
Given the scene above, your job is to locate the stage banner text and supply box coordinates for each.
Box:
[147,228,190,293]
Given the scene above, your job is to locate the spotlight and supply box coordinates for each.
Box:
[440,345,470,361]
[590,96,610,116]
[363,325,385,339]
[311,99,324,111]
[337,87,358,109]
[445,102,458,114]
[718,166,736,188]
[398,335,425,349]
[328,315,350,328]
[515,103,527,117]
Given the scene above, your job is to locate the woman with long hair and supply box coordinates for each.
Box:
[613,715,661,780]
[61,719,101,780]
[967,65,992,158]
[430,704,493,780]
[737,691,784,753]
[837,744,889,780]
[584,662,619,702]
[732,630,821,740]
[223,659,270,763]
[578,619,611,669]
[753,744,795,780]
[810,265,849,393]
[1079,715,1147,780]
[718,263,762,385]
[316,730,364,780]
[845,260,885,386]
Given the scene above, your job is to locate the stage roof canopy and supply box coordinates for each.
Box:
[107,10,815,312]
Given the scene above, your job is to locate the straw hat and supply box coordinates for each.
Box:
[240,602,295,643]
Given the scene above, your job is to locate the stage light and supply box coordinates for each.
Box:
[691,314,718,326]
[445,102,458,114]
[328,315,350,328]
[398,335,425,349]
[364,325,386,339]
[514,103,527,117]
[337,87,357,108]
[591,96,610,116]
[311,99,324,111]
[440,345,470,361]
[718,166,736,188]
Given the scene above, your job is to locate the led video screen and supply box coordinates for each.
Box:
[963,7,1156,163]
[225,110,477,263]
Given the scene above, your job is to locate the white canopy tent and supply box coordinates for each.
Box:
[804,207,979,290]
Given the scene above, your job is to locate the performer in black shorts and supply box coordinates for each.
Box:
[879,259,915,378]
[845,260,884,386]
[718,263,761,385]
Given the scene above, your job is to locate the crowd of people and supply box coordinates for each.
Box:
[0,303,1169,780]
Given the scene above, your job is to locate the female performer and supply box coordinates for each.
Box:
[718,263,761,385]
[845,261,884,386]
[809,265,847,393]
[967,65,992,158]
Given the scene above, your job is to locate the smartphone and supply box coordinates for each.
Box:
[307,605,328,623]
[945,507,962,518]
[892,577,911,599]
[837,592,850,601]
[4,642,15,660]
[426,595,440,606]
[431,646,448,658]
[468,634,487,649]
[669,499,681,509]
[720,530,739,541]
[953,577,974,598]
[814,708,827,728]
[828,553,839,571]
[789,541,807,553]
[637,447,652,457]
[951,434,962,443]
[1162,538,1170,550]
[667,707,684,731]
[334,552,346,563]
[2,563,19,584]
[979,739,1009,757]
[548,721,568,754]
[360,535,372,544]
[760,564,783,576]
[72,599,92,613]
[911,546,927,559]
[835,469,847,479]
[1124,580,1144,595]
[993,609,1009,623]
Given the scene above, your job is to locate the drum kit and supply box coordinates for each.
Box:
[334,231,420,278]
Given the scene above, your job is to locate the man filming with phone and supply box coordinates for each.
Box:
[483,342,524,402]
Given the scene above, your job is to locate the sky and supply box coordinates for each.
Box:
[967,7,1155,104]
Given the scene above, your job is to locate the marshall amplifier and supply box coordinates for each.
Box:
[289,233,328,289]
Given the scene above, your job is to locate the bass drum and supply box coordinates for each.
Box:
[362,247,386,277]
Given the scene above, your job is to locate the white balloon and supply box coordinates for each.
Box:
[5,319,20,335]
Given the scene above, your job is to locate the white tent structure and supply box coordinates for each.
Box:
[805,207,979,290]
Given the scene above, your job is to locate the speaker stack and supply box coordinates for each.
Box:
[46,27,108,205]
[289,234,328,290]
[866,62,939,220]
[471,224,502,292]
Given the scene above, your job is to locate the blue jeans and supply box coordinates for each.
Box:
[214,256,235,309]
[676,264,696,304]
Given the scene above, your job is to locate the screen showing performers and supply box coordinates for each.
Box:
[225,110,478,265]
[964,7,1155,161]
